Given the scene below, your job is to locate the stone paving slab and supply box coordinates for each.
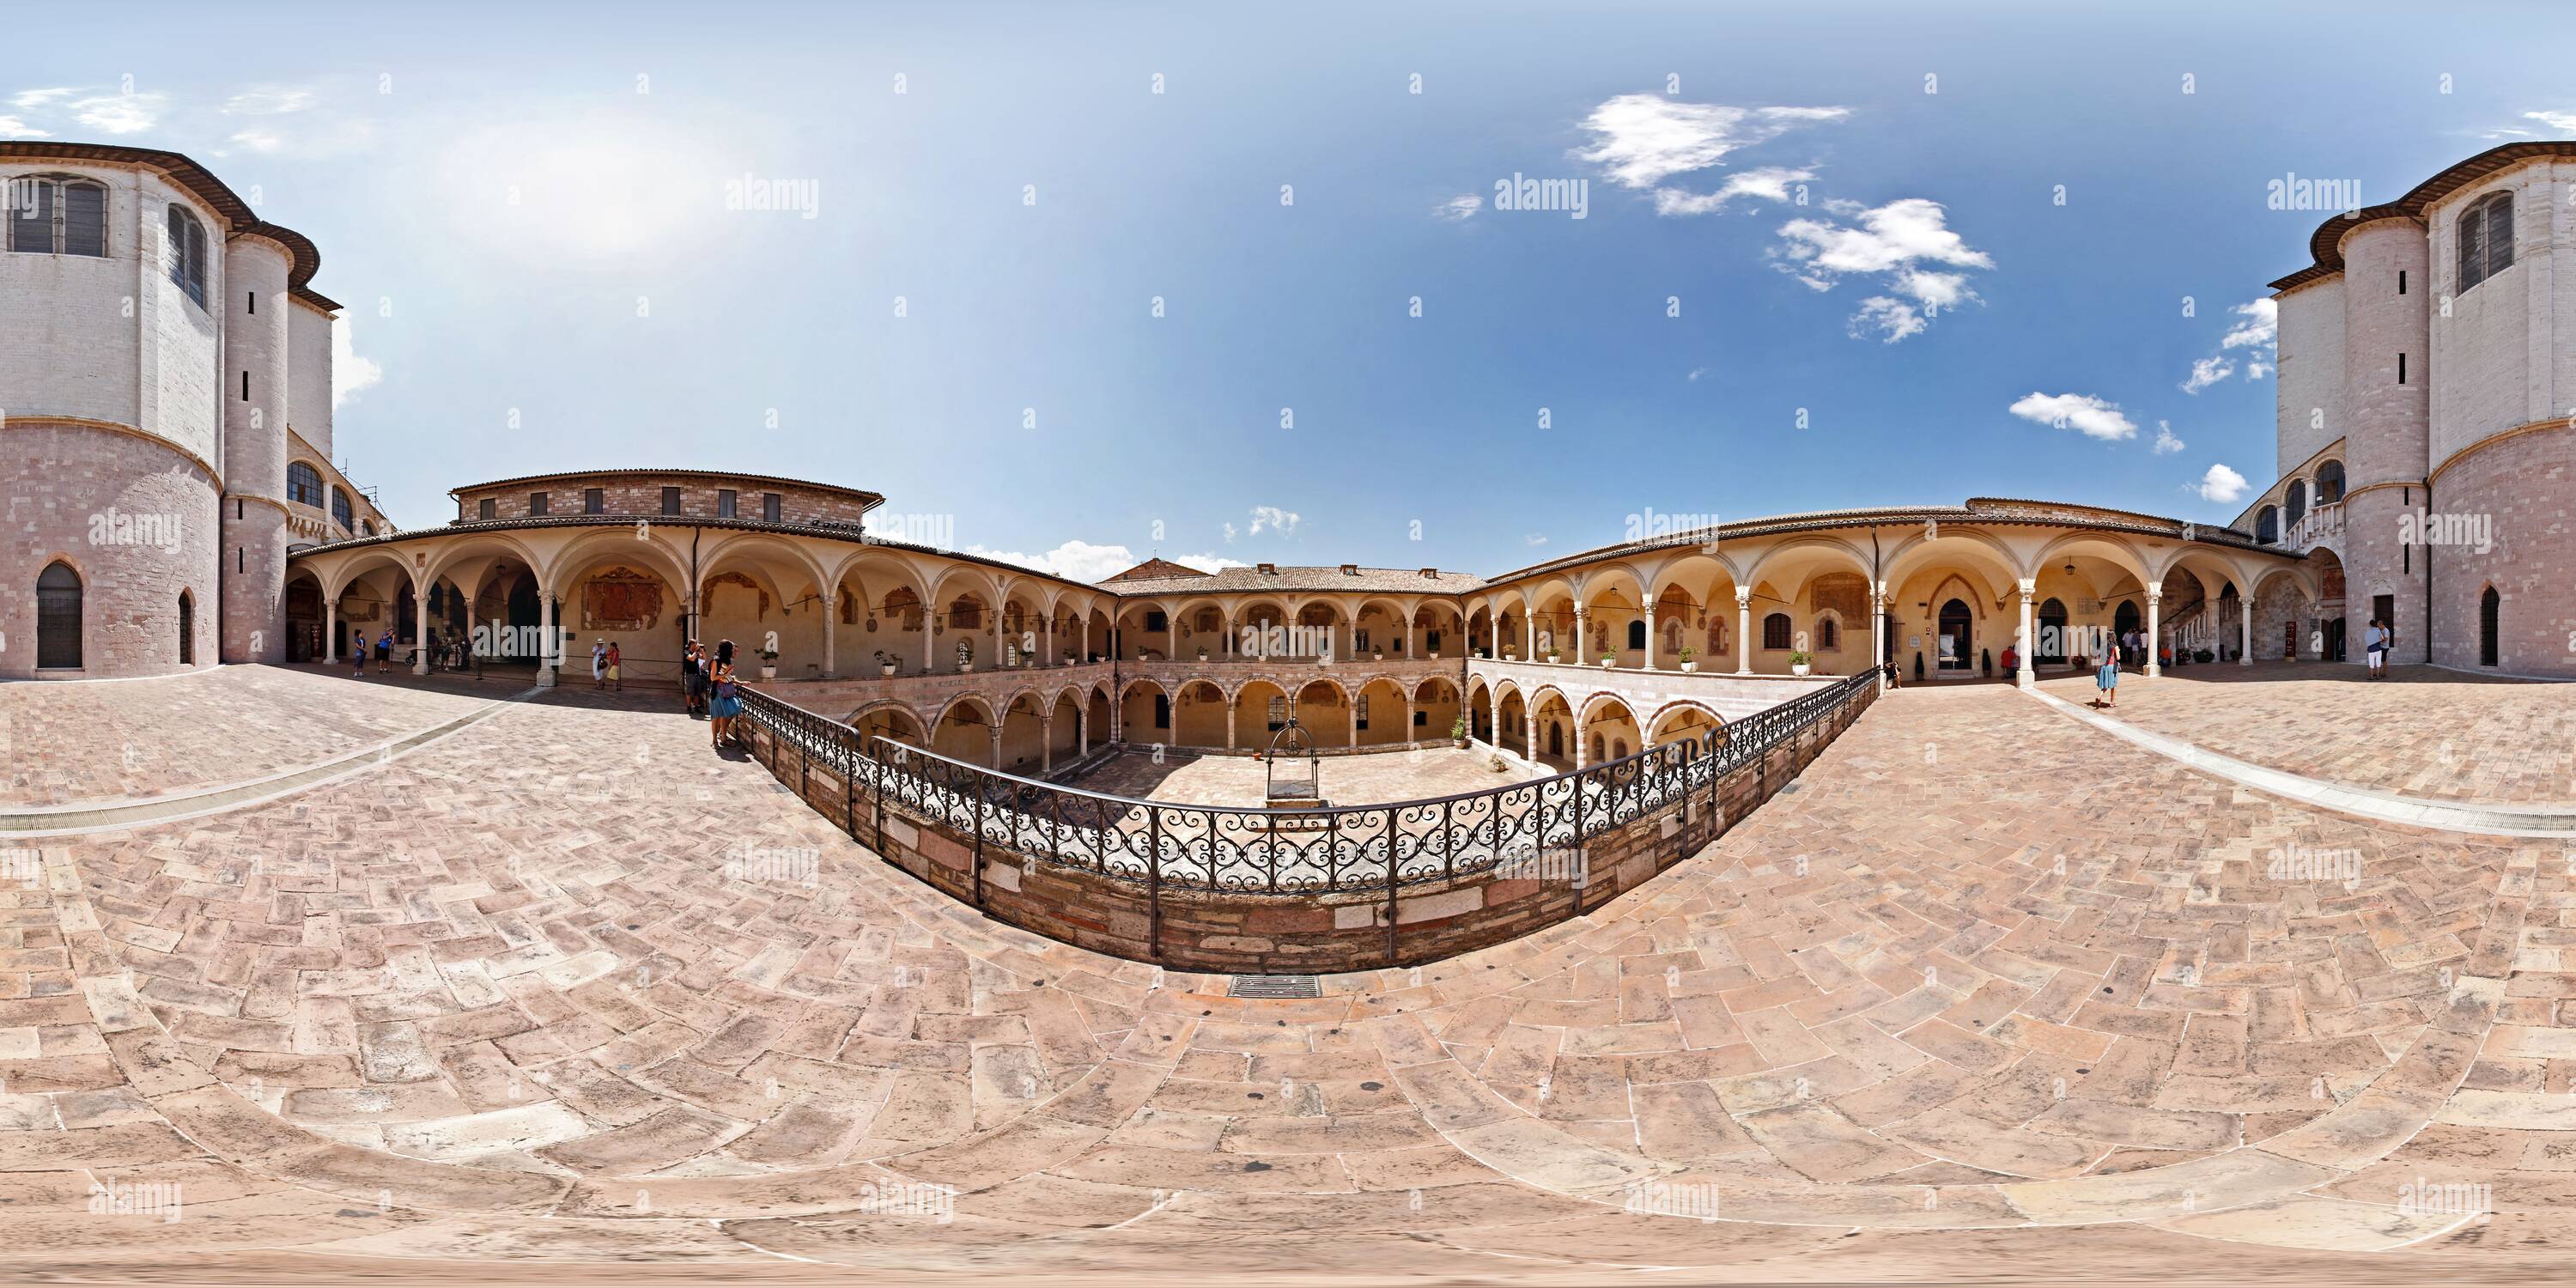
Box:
[2038,662,2576,808]
[1061,745,1543,806]
[4,673,2571,1281]
[1,664,494,808]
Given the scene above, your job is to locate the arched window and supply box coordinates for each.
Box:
[2255,506,2279,544]
[362,519,376,536]
[1625,619,1645,651]
[331,487,354,532]
[6,174,107,257]
[2037,598,2069,663]
[2458,192,2513,293]
[2314,460,2345,504]
[2480,586,2500,667]
[178,591,195,665]
[166,205,208,306]
[36,562,82,669]
[1762,612,1792,650]
[287,461,325,507]
[2284,479,2307,526]
[1816,616,1839,650]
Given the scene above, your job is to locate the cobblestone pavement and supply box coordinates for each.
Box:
[1063,745,1543,805]
[0,665,498,808]
[2037,661,2576,807]
[3,679,2570,1283]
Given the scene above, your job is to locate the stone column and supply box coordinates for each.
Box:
[1643,582,1658,670]
[1735,587,1753,675]
[1870,583,1886,693]
[1573,713,1587,770]
[1079,708,1090,757]
[325,601,337,663]
[820,592,838,679]
[1226,702,1237,750]
[993,603,1005,671]
[1571,606,1586,665]
[923,611,937,672]
[1041,719,1052,775]
[2015,579,2036,690]
[989,727,1003,769]
[1526,710,1538,764]
[1080,617,1091,663]
[2239,596,2253,665]
[2145,585,2162,677]
[536,588,557,687]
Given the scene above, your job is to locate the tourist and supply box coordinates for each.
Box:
[2365,617,2388,680]
[591,638,607,689]
[376,629,392,672]
[2093,641,2119,709]
[707,639,742,749]
[682,640,705,716]
[2000,643,2018,677]
[605,641,622,690]
[352,628,366,677]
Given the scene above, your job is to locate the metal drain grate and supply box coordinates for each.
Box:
[1229,975,1321,999]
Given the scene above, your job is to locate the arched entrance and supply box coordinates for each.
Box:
[36,562,82,670]
[1937,598,1974,674]
[2480,586,2500,667]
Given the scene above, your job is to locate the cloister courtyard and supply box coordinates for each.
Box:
[0,657,2568,1285]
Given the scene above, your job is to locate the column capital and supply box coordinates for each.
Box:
[2017,578,2036,598]
[1735,586,1752,606]
[2147,585,2163,602]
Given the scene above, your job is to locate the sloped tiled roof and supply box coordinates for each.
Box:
[1101,565,1487,596]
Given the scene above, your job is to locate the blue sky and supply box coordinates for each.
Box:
[11,1,2574,582]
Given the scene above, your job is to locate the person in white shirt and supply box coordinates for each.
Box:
[2365,619,2389,679]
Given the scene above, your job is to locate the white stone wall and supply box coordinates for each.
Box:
[2275,277,2346,476]
[140,173,223,470]
[288,298,334,463]
[2428,160,2567,470]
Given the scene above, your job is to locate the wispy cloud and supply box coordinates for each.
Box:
[1576,95,1847,190]
[1776,197,1991,342]
[1248,505,1300,537]
[8,88,75,111]
[2180,299,2276,392]
[1652,165,1817,216]
[2008,392,2137,442]
[969,540,1244,584]
[0,115,47,138]
[2195,463,2249,504]
[2152,421,2185,454]
[1523,533,1549,546]
[224,86,318,116]
[1432,193,1481,222]
[331,318,382,409]
[71,92,166,136]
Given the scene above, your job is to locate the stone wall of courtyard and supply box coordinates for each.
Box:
[738,676,1875,973]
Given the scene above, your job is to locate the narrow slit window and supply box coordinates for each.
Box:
[2397,353,2406,385]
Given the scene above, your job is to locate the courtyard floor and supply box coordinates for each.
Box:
[2037,660,2576,807]
[0,665,2569,1283]
[1060,745,1543,805]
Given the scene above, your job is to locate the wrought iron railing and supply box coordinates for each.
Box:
[738,670,1874,897]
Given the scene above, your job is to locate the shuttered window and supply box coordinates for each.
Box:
[7,177,106,256]
[2458,192,2513,293]
[167,205,208,306]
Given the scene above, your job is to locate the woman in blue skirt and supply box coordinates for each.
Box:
[2093,641,2120,709]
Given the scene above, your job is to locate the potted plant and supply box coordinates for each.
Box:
[874,650,897,677]
[1372,649,1385,661]
[1545,650,1559,664]
[1449,717,1468,749]
[1788,649,1812,677]
[1503,647,1516,660]
[1678,645,1697,673]
[757,647,780,680]
[1600,652,1617,669]
[2194,647,2215,664]
[1197,647,1209,662]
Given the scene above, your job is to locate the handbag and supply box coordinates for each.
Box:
[713,667,738,701]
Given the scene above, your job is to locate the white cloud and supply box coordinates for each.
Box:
[1523,533,1549,546]
[1248,505,1300,537]
[2152,421,2185,454]
[331,318,381,409]
[1686,366,1707,382]
[2195,463,2249,504]
[2181,298,2276,392]
[1575,95,1848,190]
[2525,110,2576,135]
[71,92,165,135]
[1847,296,1923,343]
[1433,193,1480,222]
[8,88,75,111]
[1774,198,1990,341]
[224,86,318,116]
[2180,355,2234,394]
[968,541,1245,585]
[1652,166,1817,216]
[0,115,47,138]
[229,130,284,154]
[1222,521,1238,543]
[2008,392,2137,442]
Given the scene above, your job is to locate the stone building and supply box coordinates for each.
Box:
[1,143,388,680]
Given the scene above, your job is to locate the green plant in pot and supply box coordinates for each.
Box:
[1788,649,1813,677]
[1677,644,1697,672]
